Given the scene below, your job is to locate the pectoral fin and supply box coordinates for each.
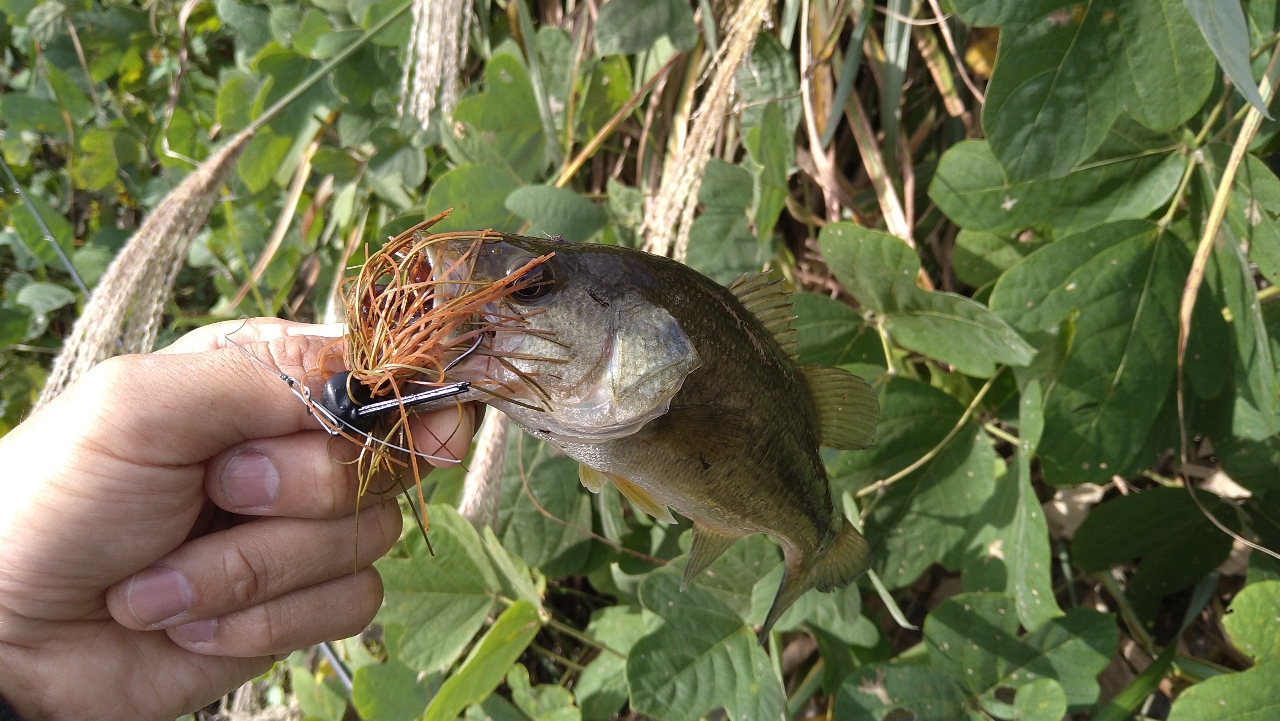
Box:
[682,524,743,589]
[578,464,608,493]
[609,473,676,524]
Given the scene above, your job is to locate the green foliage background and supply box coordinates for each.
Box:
[3,0,1280,718]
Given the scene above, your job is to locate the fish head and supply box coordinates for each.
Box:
[429,234,701,442]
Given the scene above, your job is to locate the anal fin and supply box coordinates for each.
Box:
[609,473,676,524]
[578,464,607,493]
[682,524,743,590]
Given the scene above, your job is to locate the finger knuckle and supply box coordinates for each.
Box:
[221,539,274,607]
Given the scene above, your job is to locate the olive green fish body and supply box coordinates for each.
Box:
[433,235,877,638]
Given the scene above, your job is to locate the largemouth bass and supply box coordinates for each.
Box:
[431,233,880,639]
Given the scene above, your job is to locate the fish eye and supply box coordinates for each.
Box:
[510,263,555,302]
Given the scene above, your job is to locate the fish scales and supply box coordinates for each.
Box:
[429,233,878,640]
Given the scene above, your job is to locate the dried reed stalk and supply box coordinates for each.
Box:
[643,0,772,262]
[36,129,254,409]
[399,0,472,129]
[458,411,508,530]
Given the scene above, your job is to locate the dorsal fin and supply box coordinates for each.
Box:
[727,271,797,358]
[801,366,879,450]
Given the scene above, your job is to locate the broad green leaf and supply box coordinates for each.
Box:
[949,0,1076,26]
[452,54,545,181]
[686,159,764,284]
[744,103,790,243]
[15,282,74,319]
[1112,0,1216,132]
[481,526,543,612]
[790,293,886,375]
[44,63,94,124]
[834,665,967,720]
[735,32,801,133]
[578,56,633,138]
[507,665,580,721]
[1211,221,1280,439]
[0,94,67,137]
[963,380,1063,631]
[1166,658,1280,720]
[799,583,878,647]
[982,3,1117,181]
[506,186,608,242]
[422,601,542,721]
[1222,580,1280,660]
[990,222,1185,485]
[423,164,523,234]
[1014,679,1069,721]
[820,223,1035,376]
[924,593,1116,712]
[929,140,1183,236]
[236,129,294,193]
[828,378,998,589]
[498,433,593,575]
[291,9,332,57]
[951,230,1048,289]
[1072,488,1234,620]
[0,306,32,346]
[375,505,501,673]
[9,188,74,267]
[691,534,782,623]
[1209,145,1280,287]
[594,0,697,55]
[1185,0,1271,115]
[76,128,136,191]
[268,5,302,47]
[627,568,786,721]
[575,606,663,721]
[289,652,347,721]
[351,660,432,721]
[217,73,261,134]
[216,0,272,55]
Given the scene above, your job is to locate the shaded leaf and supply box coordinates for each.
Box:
[949,0,1077,26]
[1072,488,1234,620]
[743,102,790,243]
[790,293,886,375]
[834,665,967,721]
[1221,580,1280,660]
[925,593,1117,712]
[575,606,663,721]
[594,0,697,55]
[1185,0,1271,115]
[351,660,433,721]
[498,433,593,576]
[735,32,801,133]
[951,230,1048,289]
[423,164,524,234]
[1166,658,1280,720]
[686,159,764,284]
[452,54,546,181]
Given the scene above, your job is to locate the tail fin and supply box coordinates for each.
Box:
[757,522,872,643]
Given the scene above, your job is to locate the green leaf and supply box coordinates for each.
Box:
[505,186,608,242]
[951,230,1049,289]
[452,54,545,181]
[1112,0,1216,132]
[692,534,782,623]
[44,63,94,124]
[578,56,633,138]
[289,652,348,721]
[990,221,1185,485]
[1185,0,1272,115]
[1166,658,1280,720]
[268,5,303,47]
[963,379,1064,631]
[686,158,765,284]
[422,601,543,721]
[498,433,593,575]
[1014,679,1069,721]
[1211,145,1280,287]
[734,32,801,134]
[422,164,524,234]
[1072,488,1234,620]
[75,128,121,190]
[627,568,786,721]
[575,606,663,721]
[216,73,261,134]
[834,665,967,721]
[828,378,998,589]
[15,281,74,319]
[216,0,273,55]
[0,94,67,137]
[929,140,1183,236]
[982,4,1117,181]
[950,0,1077,26]
[1222,580,1280,660]
[790,293,886,375]
[594,0,697,55]
[375,505,501,673]
[820,223,1035,376]
[744,102,790,243]
[0,306,32,346]
[506,665,580,721]
[481,526,543,612]
[351,660,433,721]
[925,593,1117,712]
[9,186,74,269]
[236,129,294,194]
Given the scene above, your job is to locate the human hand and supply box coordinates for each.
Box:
[0,319,476,721]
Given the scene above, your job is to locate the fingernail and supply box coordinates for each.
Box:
[126,566,194,626]
[172,618,217,644]
[222,451,280,509]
